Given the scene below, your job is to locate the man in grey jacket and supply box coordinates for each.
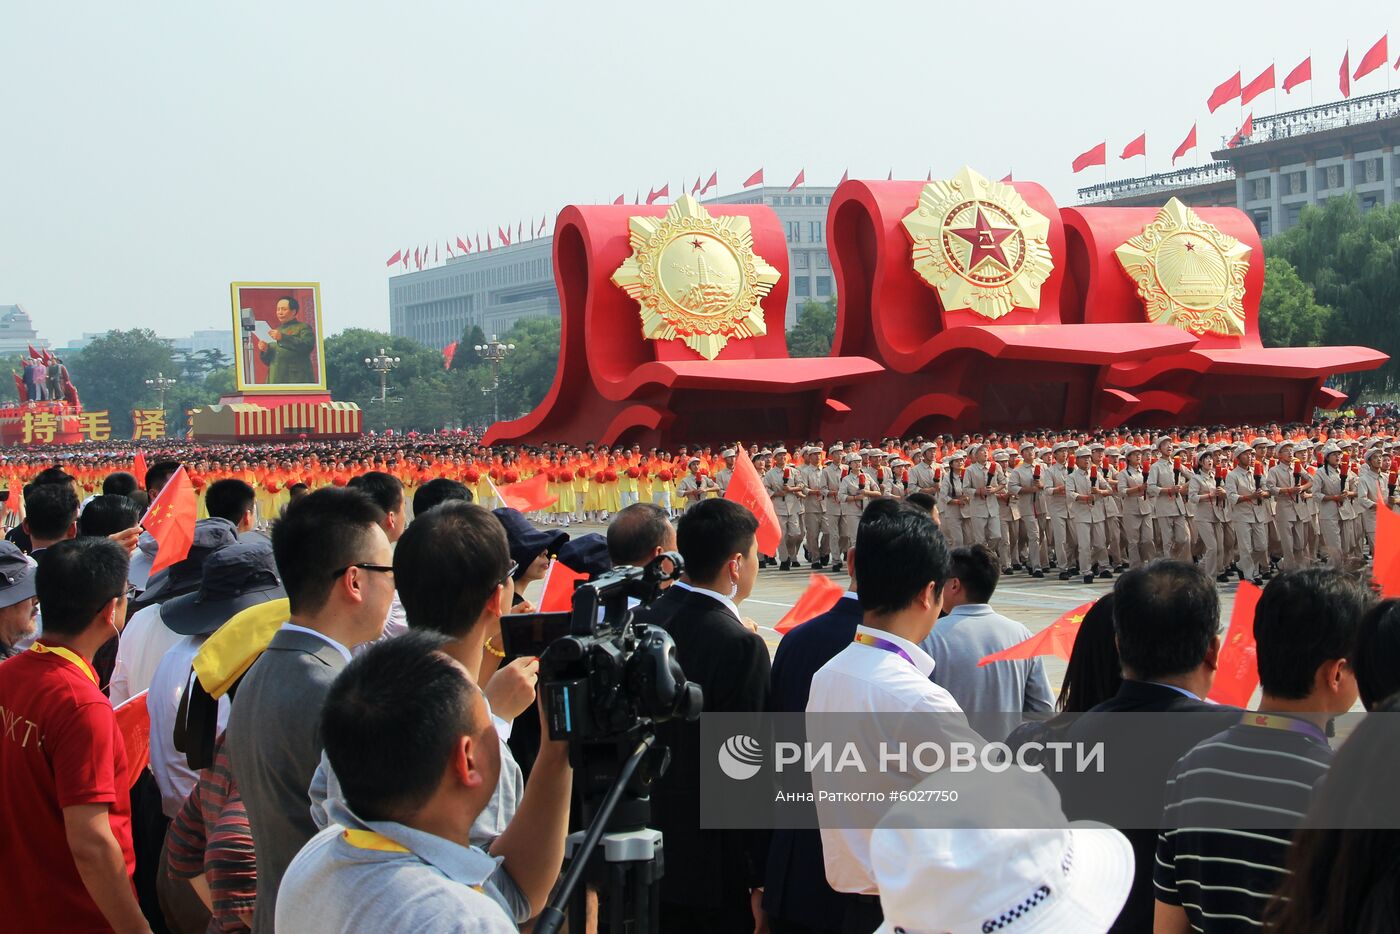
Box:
[225,487,396,933]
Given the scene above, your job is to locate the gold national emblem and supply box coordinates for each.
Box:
[1113,197,1252,337]
[901,166,1054,320]
[611,195,781,360]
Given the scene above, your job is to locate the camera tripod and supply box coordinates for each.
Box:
[536,735,668,934]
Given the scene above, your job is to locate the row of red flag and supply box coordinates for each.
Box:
[386,217,552,270]
[1072,34,1398,174]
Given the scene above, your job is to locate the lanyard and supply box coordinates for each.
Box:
[1241,712,1328,744]
[342,829,410,853]
[28,642,97,686]
[853,631,914,666]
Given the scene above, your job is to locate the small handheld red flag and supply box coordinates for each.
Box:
[978,601,1094,666]
[724,446,781,557]
[1207,581,1262,707]
[1373,504,1400,598]
[494,473,558,513]
[442,341,458,370]
[133,451,148,487]
[114,691,151,790]
[539,559,588,612]
[143,466,197,577]
[775,574,845,635]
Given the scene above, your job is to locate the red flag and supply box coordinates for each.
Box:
[475,234,482,252]
[1000,171,1013,182]
[434,243,439,263]
[385,249,403,267]
[402,247,409,268]
[1355,34,1388,81]
[1228,113,1254,148]
[538,214,547,236]
[487,232,493,250]
[516,221,522,242]
[1340,48,1351,98]
[1373,503,1400,597]
[133,451,148,487]
[1119,133,1146,160]
[701,171,717,194]
[838,168,848,185]
[886,168,893,180]
[646,183,669,205]
[26,344,38,359]
[539,559,588,612]
[978,602,1094,666]
[742,168,764,188]
[498,225,511,246]
[1283,56,1311,93]
[495,473,558,513]
[413,246,420,269]
[925,169,932,181]
[787,168,805,191]
[1240,64,1275,106]
[691,175,702,194]
[113,692,151,790]
[11,372,25,403]
[445,240,454,258]
[1172,123,1198,164]
[442,341,458,370]
[1071,142,1107,173]
[457,236,470,254]
[1207,581,1262,706]
[613,194,625,204]
[1207,71,1242,113]
[723,446,781,556]
[774,574,846,635]
[143,466,197,577]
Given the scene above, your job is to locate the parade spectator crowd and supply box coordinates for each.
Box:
[1,414,1399,933]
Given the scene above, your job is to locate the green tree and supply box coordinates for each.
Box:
[786,297,838,357]
[452,324,488,370]
[67,329,175,436]
[1267,196,1400,395]
[1257,256,1333,348]
[494,316,561,421]
[323,329,444,405]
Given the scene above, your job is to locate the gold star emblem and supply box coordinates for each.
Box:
[901,166,1054,320]
[1113,197,1252,337]
[611,195,781,360]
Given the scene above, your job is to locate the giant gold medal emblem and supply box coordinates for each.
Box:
[1113,197,1251,337]
[611,195,781,360]
[901,166,1054,320]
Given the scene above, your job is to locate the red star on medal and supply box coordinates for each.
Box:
[948,205,1015,273]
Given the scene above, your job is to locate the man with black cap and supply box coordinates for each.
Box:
[147,540,287,818]
[0,541,38,658]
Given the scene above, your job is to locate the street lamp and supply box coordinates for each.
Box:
[363,348,401,405]
[474,334,515,423]
[144,372,177,411]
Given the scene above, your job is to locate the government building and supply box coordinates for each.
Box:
[388,186,838,351]
[1077,87,1400,237]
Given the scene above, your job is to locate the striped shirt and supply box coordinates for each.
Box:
[1153,715,1332,932]
[167,735,257,933]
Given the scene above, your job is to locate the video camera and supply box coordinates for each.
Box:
[500,551,701,830]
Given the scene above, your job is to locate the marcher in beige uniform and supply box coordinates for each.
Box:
[1189,448,1228,581]
[1147,436,1191,561]
[1263,440,1309,572]
[715,449,737,497]
[1224,445,1271,585]
[837,452,880,551]
[676,458,707,510]
[1355,446,1386,559]
[798,447,828,569]
[1006,441,1044,578]
[938,452,968,547]
[1046,443,1077,576]
[1098,444,1124,570]
[1117,446,1154,569]
[991,450,1018,573]
[763,448,806,570]
[1065,448,1105,585]
[819,446,847,572]
[1313,444,1355,570]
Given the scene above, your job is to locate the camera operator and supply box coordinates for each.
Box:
[632,498,770,933]
[278,630,570,932]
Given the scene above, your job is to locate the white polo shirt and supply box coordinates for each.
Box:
[807,623,964,895]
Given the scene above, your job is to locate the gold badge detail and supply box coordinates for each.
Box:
[611,195,781,360]
[901,166,1054,320]
[1113,197,1251,337]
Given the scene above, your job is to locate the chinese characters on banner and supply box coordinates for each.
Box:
[131,409,166,441]
[15,409,163,444]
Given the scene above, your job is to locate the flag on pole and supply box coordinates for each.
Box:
[1207,71,1242,112]
[742,168,763,188]
[1240,65,1275,106]
[1340,48,1352,98]
[1000,171,1014,182]
[691,175,702,194]
[113,692,151,790]
[1172,124,1197,164]
[787,168,805,191]
[498,225,511,246]
[385,249,403,267]
[1355,34,1388,81]
[1071,142,1107,173]
[838,168,848,185]
[143,466,197,577]
[774,574,846,635]
[613,194,625,204]
[700,171,718,195]
[442,341,458,370]
[493,473,558,513]
[978,602,1094,666]
[646,183,670,205]
[457,236,470,254]
[723,446,781,556]
[1119,133,1146,160]
[133,451,148,487]
[1206,581,1262,707]
[1283,56,1312,93]
[1228,112,1254,148]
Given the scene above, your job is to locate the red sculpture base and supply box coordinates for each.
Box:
[0,403,86,446]
[189,393,361,442]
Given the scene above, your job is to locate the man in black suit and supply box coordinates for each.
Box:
[1053,560,1239,934]
[633,498,770,934]
[764,501,892,934]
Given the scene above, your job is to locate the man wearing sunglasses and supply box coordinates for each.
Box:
[225,487,395,934]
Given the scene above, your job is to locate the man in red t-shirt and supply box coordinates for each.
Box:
[0,537,149,933]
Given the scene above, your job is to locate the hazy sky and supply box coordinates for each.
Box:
[2,1,1389,346]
